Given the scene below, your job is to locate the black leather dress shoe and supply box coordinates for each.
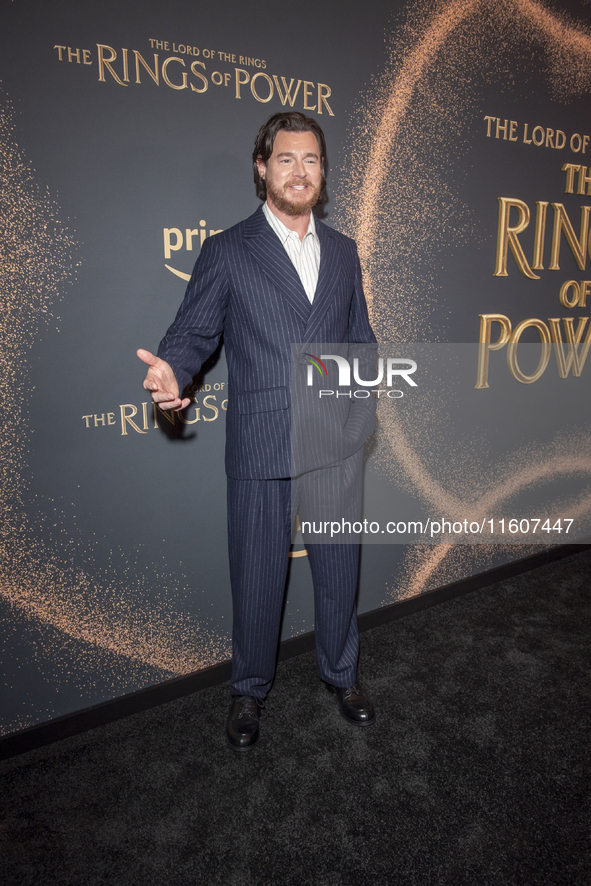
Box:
[325,682,376,727]
[225,695,264,751]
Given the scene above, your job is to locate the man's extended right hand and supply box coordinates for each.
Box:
[137,349,191,411]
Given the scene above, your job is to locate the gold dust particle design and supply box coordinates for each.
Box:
[0,91,230,730]
[335,0,591,600]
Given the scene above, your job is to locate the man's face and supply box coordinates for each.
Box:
[257,129,323,217]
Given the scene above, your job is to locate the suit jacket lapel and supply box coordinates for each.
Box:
[243,206,312,324]
[303,220,341,341]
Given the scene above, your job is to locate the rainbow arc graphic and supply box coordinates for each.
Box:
[302,353,328,377]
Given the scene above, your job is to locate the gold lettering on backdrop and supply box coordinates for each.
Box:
[273,77,301,107]
[577,166,591,195]
[302,81,316,112]
[477,314,591,386]
[484,116,518,141]
[83,391,227,432]
[532,202,548,270]
[202,395,219,422]
[134,51,159,85]
[235,67,250,99]
[120,404,147,435]
[161,57,188,90]
[494,198,539,279]
[121,48,130,82]
[559,280,581,309]
[250,72,274,103]
[562,163,591,195]
[53,41,334,115]
[190,60,208,93]
[572,133,591,153]
[82,412,117,428]
[562,163,580,192]
[482,136,591,387]
[549,204,591,271]
[163,228,182,260]
[237,56,266,68]
[185,227,201,250]
[506,319,552,384]
[178,405,200,424]
[97,45,127,86]
[548,317,591,377]
[484,116,588,153]
[476,314,512,389]
[317,83,333,116]
[54,46,93,65]
[495,199,591,276]
[162,222,224,277]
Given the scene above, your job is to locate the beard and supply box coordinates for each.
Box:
[265,177,323,217]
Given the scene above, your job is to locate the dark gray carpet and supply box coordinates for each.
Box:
[1,549,590,886]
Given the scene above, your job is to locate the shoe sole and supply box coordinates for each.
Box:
[339,712,376,727]
[226,735,259,752]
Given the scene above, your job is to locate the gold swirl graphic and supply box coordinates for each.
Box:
[337,0,591,599]
[0,94,230,733]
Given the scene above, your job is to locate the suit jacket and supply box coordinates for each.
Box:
[158,204,377,480]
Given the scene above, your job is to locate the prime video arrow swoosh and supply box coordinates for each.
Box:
[165,264,191,281]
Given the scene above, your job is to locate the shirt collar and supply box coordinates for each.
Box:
[263,201,317,243]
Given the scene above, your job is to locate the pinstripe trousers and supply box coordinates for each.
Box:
[227,454,363,698]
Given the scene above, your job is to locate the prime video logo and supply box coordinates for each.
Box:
[303,354,418,399]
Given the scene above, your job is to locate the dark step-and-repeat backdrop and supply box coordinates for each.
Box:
[2,0,590,737]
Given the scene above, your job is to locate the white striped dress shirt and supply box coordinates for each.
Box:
[263,202,320,303]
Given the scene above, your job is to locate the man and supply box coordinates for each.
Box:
[138,112,377,751]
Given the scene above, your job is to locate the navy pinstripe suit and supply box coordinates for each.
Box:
[158,204,377,696]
